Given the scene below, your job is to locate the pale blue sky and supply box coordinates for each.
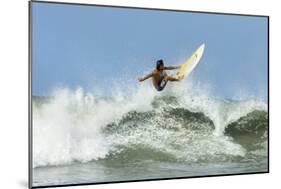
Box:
[32,2,268,100]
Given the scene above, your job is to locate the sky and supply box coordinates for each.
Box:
[32,2,268,100]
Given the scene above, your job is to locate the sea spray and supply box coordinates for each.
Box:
[33,82,267,168]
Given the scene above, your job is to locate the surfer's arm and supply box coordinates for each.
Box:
[138,73,153,82]
[164,66,180,70]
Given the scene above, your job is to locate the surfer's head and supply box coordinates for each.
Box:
[156,59,164,71]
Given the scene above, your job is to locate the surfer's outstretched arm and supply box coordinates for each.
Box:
[164,66,180,70]
[138,73,152,82]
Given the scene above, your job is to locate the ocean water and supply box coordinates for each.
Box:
[32,82,268,187]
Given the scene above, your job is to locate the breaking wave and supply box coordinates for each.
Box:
[32,82,268,168]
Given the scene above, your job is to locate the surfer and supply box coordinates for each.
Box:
[137,59,182,91]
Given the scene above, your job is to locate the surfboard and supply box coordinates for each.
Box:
[176,44,205,80]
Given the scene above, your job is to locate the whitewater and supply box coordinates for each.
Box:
[32,80,268,186]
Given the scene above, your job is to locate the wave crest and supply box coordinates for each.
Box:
[32,83,268,168]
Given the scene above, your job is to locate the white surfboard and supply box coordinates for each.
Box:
[176,44,205,80]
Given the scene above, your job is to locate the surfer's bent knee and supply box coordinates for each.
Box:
[165,75,178,81]
[165,75,173,81]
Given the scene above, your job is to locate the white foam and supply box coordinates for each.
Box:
[33,84,158,168]
[32,81,267,167]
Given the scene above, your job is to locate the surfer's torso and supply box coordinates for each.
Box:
[151,69,167,90]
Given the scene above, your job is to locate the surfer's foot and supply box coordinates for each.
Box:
[178,75,184,80]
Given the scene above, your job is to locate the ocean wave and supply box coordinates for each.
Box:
[225,110,268,135]
[32,83,268,168]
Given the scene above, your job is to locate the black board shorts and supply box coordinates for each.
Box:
[155,79,167,91]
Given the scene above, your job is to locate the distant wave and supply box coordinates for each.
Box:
[32,82,268,168]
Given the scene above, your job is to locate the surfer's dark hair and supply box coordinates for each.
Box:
[156,59,164,71]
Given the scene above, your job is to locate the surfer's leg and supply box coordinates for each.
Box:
[165,75,181,81]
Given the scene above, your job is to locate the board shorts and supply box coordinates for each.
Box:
[155,79,168,91]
